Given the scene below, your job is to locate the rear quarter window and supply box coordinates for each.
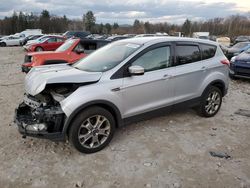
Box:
[200,44,217,60]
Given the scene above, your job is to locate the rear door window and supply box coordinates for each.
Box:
[200,44,217,60]
[175,45,201,65]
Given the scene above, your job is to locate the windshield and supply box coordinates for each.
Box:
[37,36,51,43]
[245,48,250,53]
[237,36,248,40]
[56,39,77,52]
[233,43,249,49]
[73,42,141,72]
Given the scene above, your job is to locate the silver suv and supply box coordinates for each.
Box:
[15,37,229,153]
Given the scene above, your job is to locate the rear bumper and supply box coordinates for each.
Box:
[14,102,66,141]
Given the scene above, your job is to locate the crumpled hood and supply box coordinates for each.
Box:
[25,64,102,96]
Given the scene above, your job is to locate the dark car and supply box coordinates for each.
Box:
[229,48,250,79]
[63,31,90,40]
[20,34,44,45]
[234,36,250,44]
[106,35,129,41]
[226,42,250,60]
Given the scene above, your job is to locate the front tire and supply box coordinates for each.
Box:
[0,42,6,47]
[69,106,115,154]
[197,86,222,117]
[35,46,43,52]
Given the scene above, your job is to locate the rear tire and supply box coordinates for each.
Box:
[229,74,237,80]
[197,86,222,117]
[69,106,115,154]
[35,46,43,52]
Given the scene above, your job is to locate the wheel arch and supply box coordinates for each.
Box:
[203,79,227,97]
[0,42,6,46]
[35,46,44,51]
[63,100,123,136]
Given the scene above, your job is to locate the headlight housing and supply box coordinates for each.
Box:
[230,56,236,63]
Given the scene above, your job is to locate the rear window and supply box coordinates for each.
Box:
[200,44,217,60]
[175,45,201,65]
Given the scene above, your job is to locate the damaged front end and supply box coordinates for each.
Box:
[14,85,76,141]
[14,64,102,141]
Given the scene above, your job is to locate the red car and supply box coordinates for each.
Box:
[22,38,110,72]
[26,36,66,52]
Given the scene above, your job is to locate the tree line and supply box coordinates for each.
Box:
[0,10,250,38]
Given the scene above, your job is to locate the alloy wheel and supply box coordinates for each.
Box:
[78,115,111,149]
[205,91,221,115]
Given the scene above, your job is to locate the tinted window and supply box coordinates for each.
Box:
[200,44,217,60]
[56,38,64,42]
[97,42,109,48]
[82,42,97,54]
[132,46,171,72]
[176,45,201,65]
[47,37,56,43]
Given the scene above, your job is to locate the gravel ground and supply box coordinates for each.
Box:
[0,47,250,188]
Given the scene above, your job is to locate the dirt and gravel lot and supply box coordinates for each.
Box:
[0,47,249,188]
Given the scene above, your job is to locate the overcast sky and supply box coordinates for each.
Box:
[0,0,249,24]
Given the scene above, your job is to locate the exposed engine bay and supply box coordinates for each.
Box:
[15,84,79,138]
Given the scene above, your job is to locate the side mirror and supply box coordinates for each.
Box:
[128,65,144,76]
[75,49,85,54]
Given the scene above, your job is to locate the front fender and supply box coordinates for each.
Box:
[61,100,123,135]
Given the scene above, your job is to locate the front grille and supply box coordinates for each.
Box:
[24,55,32,63]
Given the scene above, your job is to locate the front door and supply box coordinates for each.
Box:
[44,37,57,51]
[121,44,175,118]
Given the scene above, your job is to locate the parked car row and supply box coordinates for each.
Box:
[14,36,231,154]
[0,29,42,47]
[20,34,44,46]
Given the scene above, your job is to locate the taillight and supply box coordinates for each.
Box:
[220,59,230,66]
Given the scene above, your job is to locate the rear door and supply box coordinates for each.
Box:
[173,42,214,103]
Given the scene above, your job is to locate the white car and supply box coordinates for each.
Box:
[0,35,23,46]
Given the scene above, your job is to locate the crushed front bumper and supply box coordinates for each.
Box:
[14,102,66,141]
